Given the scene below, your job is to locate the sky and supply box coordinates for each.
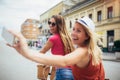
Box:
[0,0,62,30]
[0,0,62,40]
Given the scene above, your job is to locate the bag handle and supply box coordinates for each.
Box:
[43,66,53,80]
[47,66,53,80]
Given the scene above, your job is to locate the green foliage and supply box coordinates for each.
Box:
[102,47,108,52]
[114,40,120,52]
[28,41,32,46]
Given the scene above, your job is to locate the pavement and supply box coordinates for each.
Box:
[102,52,120,62]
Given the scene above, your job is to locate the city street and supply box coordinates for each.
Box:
[103,61,120,80]
[0,0,120,80]
[0,42,38,80]
[0,42,120,80]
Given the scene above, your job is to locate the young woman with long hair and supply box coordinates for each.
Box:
[39,15,75,80]
[8,16,105,80]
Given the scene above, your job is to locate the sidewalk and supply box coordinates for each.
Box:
[102,52,120,62]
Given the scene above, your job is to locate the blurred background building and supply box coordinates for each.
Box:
[40,0,120,53]
[21,19,41,39]
[21,19,42,48]
[19,0,120,52]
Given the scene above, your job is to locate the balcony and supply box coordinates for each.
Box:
[95,16,120,27]
[62,0,99,16]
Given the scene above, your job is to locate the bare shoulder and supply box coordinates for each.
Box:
[69,47,88,61]
[74,47,88,55]
[73,47,90,67]
[63,47,89,65]
[74,47,89,59]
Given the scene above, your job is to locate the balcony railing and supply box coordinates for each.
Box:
[62,0,99,16]
[95,16,120,27]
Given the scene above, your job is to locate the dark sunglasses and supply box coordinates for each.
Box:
[48,21,56,27]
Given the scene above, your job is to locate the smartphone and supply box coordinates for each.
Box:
[1,27,15,45]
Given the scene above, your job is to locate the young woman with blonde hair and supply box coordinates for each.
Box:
[8,16,105,80]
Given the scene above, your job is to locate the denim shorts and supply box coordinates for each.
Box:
[55,68,74,80]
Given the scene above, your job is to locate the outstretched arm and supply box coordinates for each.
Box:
[8,30,86,67]
[17,48,85,67]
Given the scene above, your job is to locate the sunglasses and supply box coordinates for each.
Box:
[48,21,56,27]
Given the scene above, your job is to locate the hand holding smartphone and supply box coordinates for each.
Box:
[1,27,15,45]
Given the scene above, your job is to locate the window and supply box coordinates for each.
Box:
[59,12,61,15]
[45,29,47,33]
[107,6,113,19]
[97,11,102,21]
[81,16,84,18]
[70,21,72,28]
[75,18,78,20]
[89,14,92,19]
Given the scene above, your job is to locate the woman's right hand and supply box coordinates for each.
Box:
[7,30,29,56]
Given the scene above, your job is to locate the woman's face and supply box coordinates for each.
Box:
[71,22,89,46]
[48,18,57,34]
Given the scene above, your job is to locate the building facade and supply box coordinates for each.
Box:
[62,0,120,52]
[40,0,120,52]
[21,19,40,40]
[40,1,64,37]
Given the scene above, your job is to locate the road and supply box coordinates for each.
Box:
[0,42,38,80]
[103,61,120,80]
